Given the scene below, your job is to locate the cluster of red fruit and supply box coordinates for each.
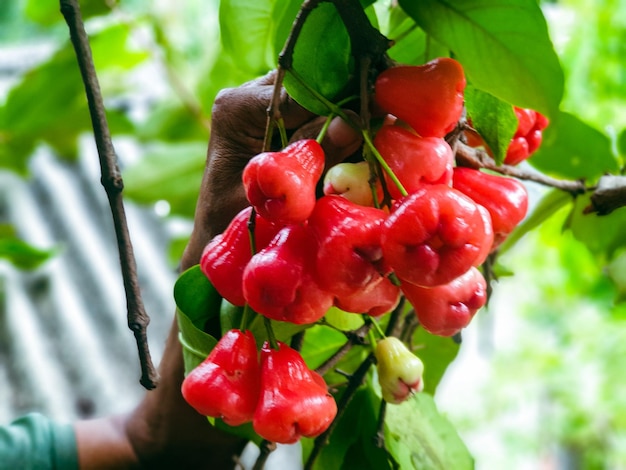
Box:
[182,329,337,444]
[465,105,550,166]
[183,57,549,438]
[200,58,543,337]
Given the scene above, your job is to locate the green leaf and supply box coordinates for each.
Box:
[381,7,449,65]
[618,128,626,159]
[173,265,222,373]
[384,393,473,470]
[529,112,619,181]
[0,228,56,270]
[282,2,354,115]
[569,193,626,258]
[26,0,111,25]
[302,386,391,470]
[412,327,460,395]
[300,324,349,370]
[498,189,573,256]
[122,142,207,218]
[400,0,563,117]
[219,0,283,74]
[465,85,517,164]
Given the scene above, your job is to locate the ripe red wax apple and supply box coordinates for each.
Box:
[242,223,333,325]
[374,124,454,199]
[181,329,260,426]
[382,185,491,287]
[308,195,390,298]
[452,167,528,248]
[242,139,325,225]
[200,206,280,306]
[401,267,487,337]
[374,57,466,138]
[253,341,337,444]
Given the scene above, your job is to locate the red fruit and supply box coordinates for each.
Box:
[181,329,260,426]
[402,267,487,337]
[452,167,528,248]
[504,136,529,166]
[242,139,325,225]
[374,58,466,138]
[513,107,537,138]
[242,224,333,324]
[253,341,337,444]
[200,207,280,306]
[374,125,454,199]
[381,185,490,287]
[309,195,390,298]
[335,276,401,317]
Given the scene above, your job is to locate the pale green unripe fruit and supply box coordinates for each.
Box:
[323,161,374,206]
[375,337,424,404]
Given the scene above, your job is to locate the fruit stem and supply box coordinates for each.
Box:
[361,130,408,197]
[264,316,279,350]
[240,304,253,332]
[367,315,387,339]
[316,113,334,145]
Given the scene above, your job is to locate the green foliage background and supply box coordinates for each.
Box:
[1,0,626,467]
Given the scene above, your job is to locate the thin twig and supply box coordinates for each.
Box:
[60,0,158,389]
[455,141,587,195]
[305,353,376,470]
[252,440,277,470]
[315,322,371,376]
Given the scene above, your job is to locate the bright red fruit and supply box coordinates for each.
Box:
[504,107,550,165]
[335,275,400,317]
[253,341,337,444]
[181,329,260,426]
[200,207,280,306]
[382,185,490,287]
[374,58,466,138]
[401,267,487,336]
[374,125,454,199]
[242,139,325,225]
[242,224,333,324]
[309,195,391,298]
[452,167,528,248]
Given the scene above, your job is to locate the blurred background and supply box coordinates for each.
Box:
[1,0,626,469]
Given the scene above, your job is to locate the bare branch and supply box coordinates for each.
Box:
[60,0,158,389]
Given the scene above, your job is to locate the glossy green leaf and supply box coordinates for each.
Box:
[529,111,618,181]
[498,189,574,256]
[400,0,563,117]
[384,393,473,470]
[465,85,517,164]
[569,193,626,258]
[219,0,281,74]
[302,386,391,470]
[123,142,207,218]
[173,265,222,373]
[381,6,449,65]
[300,324,349,370]
[412,327,460,395]
[282,2,353,115]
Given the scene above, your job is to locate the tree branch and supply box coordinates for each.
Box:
[60,0,158,390]
[455,141,587,195]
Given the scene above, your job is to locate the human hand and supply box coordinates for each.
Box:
[118,72,361,470]
[181,70,362,271]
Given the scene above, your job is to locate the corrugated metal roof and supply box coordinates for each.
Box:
[0,42,176,424]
